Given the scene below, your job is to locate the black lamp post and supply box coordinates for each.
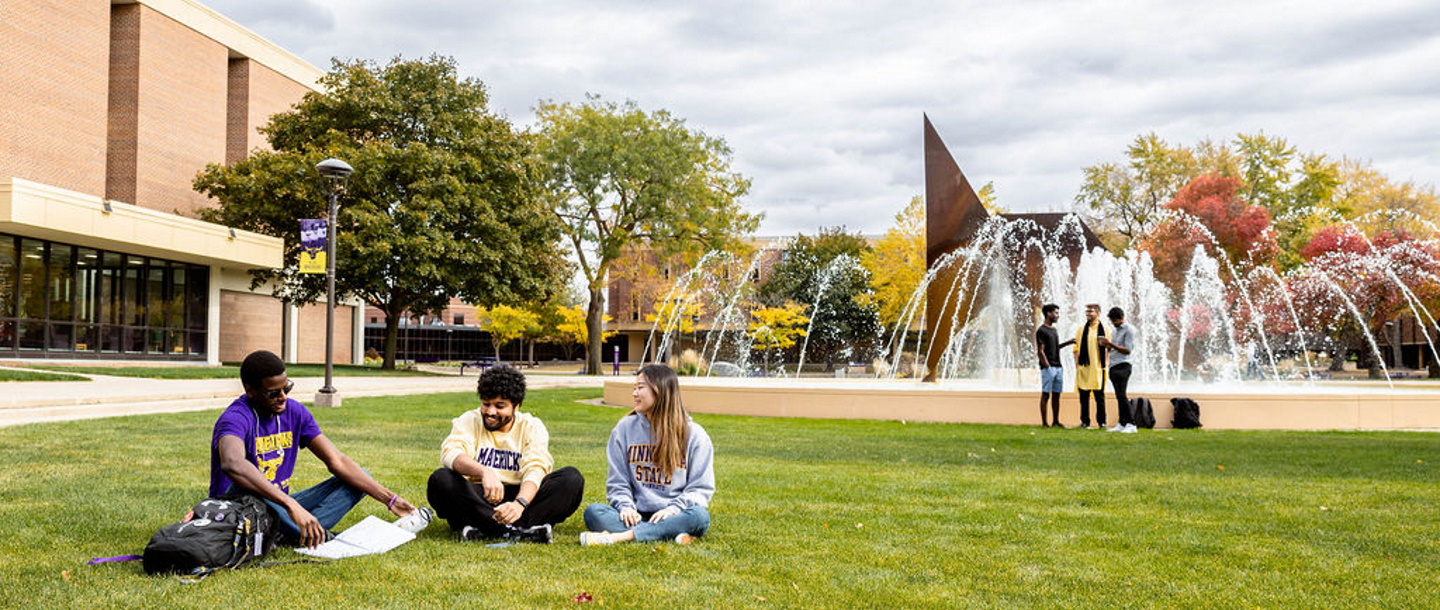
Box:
[315,157,353,406]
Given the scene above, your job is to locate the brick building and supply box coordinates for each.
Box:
[0,0,362,364]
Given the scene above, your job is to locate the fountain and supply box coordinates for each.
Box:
[605,118,1440,430]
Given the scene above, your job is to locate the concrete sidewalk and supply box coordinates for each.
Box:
[1,369,606,428]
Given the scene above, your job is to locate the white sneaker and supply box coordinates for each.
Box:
[1106,424,1125,432]
[394,506,433,534]
[674,533,694,545]
[580,531,618,546]
[1121,424,1138,433]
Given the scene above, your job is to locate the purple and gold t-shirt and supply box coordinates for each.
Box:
[208,394,323,497]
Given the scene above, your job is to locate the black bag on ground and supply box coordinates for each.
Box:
[1129,397,1156,429]
[143,494,276,577]
[1171,397,1202,429]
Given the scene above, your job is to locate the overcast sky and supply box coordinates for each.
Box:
[207,0,1440,236]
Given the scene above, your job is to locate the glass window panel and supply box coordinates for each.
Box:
[187,266,208,330]
[147,327,165,354]
[188,330,206,356]
[147,264,166,328]
[18,320,44,349]
[123,256,144,326]
[75,248,98,323]
[168,264,186,328]
[0,235,15,318]
[76,324,98,352]
[124,327,144,353]
[48,244,73,321]
[100,252,121,326]
[168,330,185,354]
[18,240,46,319]
[0,320,13,350]
[49,322,74,351]
[102,325,122,353]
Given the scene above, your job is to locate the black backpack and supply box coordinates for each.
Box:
[1129,397,1156,429]
[1171,397,1202,429]
[143,494,276,578]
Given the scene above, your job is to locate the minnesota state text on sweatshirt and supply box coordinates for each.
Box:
[440,410,553,487]
[604,413,715,513]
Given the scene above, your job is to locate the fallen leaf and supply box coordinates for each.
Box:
[792,583,800,591]
[1320,506,1329,511]
[62,570,71,582]
[1417,459,1424,464]
[755,595,767,602]
[1217,465,1225,471]
[572,592,593,603]
[822,523,829,528]
[855,523,864,529]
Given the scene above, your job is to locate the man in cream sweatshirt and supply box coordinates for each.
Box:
[426,366,584,543]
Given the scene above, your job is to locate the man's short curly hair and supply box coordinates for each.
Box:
[478,365,526,406]
[240,350,286,389]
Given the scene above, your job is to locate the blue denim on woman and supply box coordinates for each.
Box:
[583,504,710,542]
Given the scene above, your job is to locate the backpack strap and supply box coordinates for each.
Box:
[87,555,143,564]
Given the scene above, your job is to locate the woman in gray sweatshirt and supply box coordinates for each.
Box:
[580,364,714,545]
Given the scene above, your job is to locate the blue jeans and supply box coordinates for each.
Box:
[258,476,365,542]
[583,503,710,542]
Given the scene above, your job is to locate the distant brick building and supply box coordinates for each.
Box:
[0,0,361,363]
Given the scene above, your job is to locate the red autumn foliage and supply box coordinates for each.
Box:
[1288,227,1440,359]
[1299,224,1369,260]
[1138,175,1278,290]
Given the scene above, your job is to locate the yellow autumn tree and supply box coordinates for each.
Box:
[861,195,926,333]
[748,302,809,374]
[552,304,614,361]
[481,305,541,361]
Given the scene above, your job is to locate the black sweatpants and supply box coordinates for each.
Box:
[427,466,584,536]
[1110,362,1133,426]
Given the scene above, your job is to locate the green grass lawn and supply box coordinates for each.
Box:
[22,363,441,380]
[1,389,1436,608]
[0,368,90,382]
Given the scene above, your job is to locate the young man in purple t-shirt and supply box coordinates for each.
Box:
[210,350,421,548]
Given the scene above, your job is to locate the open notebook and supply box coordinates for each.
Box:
[293,516,416,559]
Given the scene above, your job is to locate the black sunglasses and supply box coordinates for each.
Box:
[263,380,296,400]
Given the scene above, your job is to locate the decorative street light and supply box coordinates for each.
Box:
[315,157,353,407]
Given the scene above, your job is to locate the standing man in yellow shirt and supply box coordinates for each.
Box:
[1072,303,1108,429]
[426,366,584,543]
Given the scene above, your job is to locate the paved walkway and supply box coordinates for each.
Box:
[0,368,606,428]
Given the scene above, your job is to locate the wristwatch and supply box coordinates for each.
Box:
[515,497,530,508]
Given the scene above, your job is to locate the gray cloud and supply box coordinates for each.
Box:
[207,0,1440,234]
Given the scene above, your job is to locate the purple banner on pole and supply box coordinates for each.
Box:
[299,219,327,274]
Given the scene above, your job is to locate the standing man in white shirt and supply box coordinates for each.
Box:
[1101,307,1137,433]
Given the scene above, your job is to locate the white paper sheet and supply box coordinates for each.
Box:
[293,515,416,559]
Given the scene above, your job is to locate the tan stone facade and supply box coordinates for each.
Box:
[297,303,354,364]
[1,0,349,364]
[217,289,283,363]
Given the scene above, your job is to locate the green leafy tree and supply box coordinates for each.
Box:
[759,227,881,371]
[195,56,563,369]
[1075,133,1198,248]
[533,96,761,374]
